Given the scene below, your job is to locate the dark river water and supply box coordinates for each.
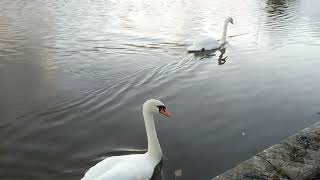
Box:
[1,0,320,179]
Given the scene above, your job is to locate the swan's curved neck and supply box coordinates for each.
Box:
[143,111,162,161]
[220,19,229,44]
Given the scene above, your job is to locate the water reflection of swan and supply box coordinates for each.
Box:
[187,17,233,52]
[217,47,227,65]
[191,47,228,65]
[81,99,172,180]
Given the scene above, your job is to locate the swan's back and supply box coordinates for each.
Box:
[94,163,150,180]
[81,154,155,180]
[187,35,220,51]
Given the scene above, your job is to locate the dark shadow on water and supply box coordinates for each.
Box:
[265,0,297,19]
[309,173,320,180]
[151,160,163,180]
[267,0,290,7]
[151,158,179,180]
[260,0,298,47]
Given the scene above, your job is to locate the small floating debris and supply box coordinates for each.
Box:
[174,169,183,177]
[242,132,246,136]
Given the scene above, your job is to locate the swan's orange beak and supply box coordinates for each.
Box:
[160,109,172,117]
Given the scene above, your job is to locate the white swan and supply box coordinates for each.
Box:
[81,99,172,180]
[187,17,234,52]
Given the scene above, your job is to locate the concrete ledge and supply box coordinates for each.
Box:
[212,122,320,180]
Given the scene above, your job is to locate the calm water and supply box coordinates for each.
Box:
[1,0,320,179]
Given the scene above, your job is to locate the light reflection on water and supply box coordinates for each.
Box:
[0,0,320,179]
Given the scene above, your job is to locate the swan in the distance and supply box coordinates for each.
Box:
[187,17,234,52]
[81,99,172,180]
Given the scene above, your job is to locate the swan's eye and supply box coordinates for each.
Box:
[157,105,166,112]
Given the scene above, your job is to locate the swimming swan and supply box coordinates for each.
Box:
[187,17,233,52]
[81,99,172,180]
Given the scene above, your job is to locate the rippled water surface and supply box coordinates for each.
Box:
[1,0,320,179]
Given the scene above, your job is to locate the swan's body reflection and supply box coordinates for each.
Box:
[190,46,228,65]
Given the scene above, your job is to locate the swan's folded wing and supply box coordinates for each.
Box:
[81,156,124,180]
[95,162,154,180]
[81,154,153,180]
[188,35,220,51]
